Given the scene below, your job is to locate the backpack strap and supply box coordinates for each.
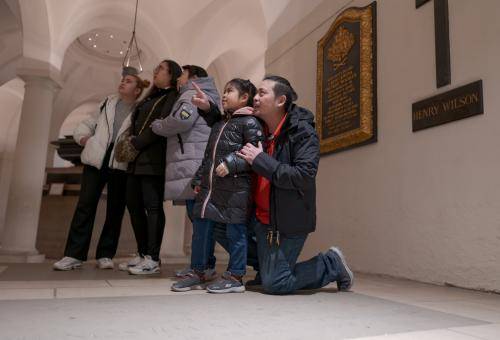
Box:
[100,97,109,114]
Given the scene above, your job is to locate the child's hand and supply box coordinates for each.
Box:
[191,82,210,111]
[150,119,163,132]
[193,186,201,194]
[215,162,229,177]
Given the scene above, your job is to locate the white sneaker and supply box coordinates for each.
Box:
[96,257,114,269]
[53,257,83,271]
[118,254,143,271]
[128,255,160,275]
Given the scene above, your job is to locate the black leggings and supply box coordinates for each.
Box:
[64,146,127,261]
[126,174,165,261]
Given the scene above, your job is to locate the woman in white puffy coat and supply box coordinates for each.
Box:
[53,74,150,271]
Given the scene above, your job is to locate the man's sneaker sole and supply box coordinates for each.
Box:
[206,285,245,294]
[53,263,82,271]
[329,246,354,291]
[171,284,206,292]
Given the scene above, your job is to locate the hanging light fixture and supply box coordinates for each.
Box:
[122,0,142,76]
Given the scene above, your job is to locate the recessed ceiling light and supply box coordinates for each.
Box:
[110,35,114,39]
[120,51,123,55]
[95,33,99,37]
[93,44,97,48]
[88,37,92,41]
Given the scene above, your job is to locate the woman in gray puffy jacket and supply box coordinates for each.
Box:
[151,65,220,278]
[151,66,220,202]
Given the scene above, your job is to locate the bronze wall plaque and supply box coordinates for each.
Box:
[316,2,377,154]
[412,80,483,132]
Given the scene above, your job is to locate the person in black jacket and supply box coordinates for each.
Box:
[236,75,354,294]
[125,59,182,275]
[172,78,264,293]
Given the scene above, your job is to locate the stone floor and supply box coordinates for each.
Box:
[0,260,499,340]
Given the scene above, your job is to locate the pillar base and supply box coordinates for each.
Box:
[0,249,45,263]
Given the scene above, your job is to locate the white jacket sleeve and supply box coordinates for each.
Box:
[73,116,98,146]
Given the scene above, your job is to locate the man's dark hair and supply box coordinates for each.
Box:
[263,75,298,111]
[226,78,257,107]
[182,65,208,79]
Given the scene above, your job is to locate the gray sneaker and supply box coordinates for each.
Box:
[328,246,354,291]
[171,270,206,292]
[175,267,191,277]
[206,271,245,294]
[176,267,217,281]
[118,255,143,271]
[53,257,83,271]
[128,255,160,275]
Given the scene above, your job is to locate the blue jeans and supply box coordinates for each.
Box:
[253,216,342,294]
[186,200,216,270]
[186,200,247,276]
[214,221,260,272]
[225,223,247,276]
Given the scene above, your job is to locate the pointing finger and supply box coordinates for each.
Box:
[192,82,204,97]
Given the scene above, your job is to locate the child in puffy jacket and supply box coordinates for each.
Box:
[171,78,263,293]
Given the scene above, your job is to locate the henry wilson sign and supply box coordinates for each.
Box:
[412,80,483,131]
[316,2,377,154]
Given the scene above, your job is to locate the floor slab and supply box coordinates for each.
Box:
[0,263,498,339]
[0,288,54,301]
[449,323,500,340]
[352,329,482,340]
[0,292,487,340]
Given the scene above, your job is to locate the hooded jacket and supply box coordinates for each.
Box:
[251,104,320,235]
[151,77,220,200]
[192,102,264,224]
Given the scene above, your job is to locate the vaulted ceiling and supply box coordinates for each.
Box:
[0,0,324,147]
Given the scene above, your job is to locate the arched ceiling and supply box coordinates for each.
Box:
[0,0,324,160]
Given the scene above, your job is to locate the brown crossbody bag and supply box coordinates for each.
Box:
[114,95,166,163]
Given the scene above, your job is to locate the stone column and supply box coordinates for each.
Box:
[0,73,60,262]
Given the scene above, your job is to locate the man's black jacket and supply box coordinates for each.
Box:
[251,104,319,235]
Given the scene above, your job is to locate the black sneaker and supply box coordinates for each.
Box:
[245,272,262,287]
[171,270,206,292]
[328,246,354,291]
[206,271,245,293]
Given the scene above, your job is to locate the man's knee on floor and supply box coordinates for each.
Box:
[261,275,294,295]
